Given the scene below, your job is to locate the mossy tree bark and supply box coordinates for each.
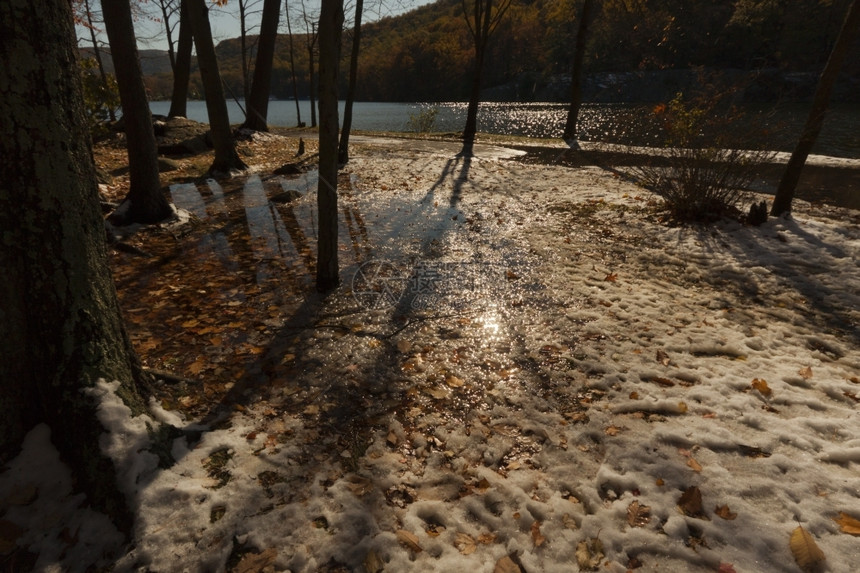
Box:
[102,0,173,225]
[186,0,248,174]
[317,0,344,292]
[0,0,150,535]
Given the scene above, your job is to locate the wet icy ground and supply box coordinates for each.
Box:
[2,138,859,572]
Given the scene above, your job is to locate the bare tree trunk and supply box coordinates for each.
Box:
[317,0,344,291]
[84,0,116,122]
[102,0,173,224]
[168,0,193,118]
[308,29,318,128]
[771,0,860,216]
[242,0,281,131]
[1,0,149,535]
[186,0,248,174]
[338,0,364,165]
[461,0,511,156]
[285,3,304,126]
[563,0,594,141]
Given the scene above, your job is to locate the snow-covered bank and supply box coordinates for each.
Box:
[1,140,858,572]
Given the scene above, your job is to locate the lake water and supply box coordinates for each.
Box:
[149,100,860,159]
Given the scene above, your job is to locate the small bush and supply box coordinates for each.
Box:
[406,106,439,134]
[629,91,777,223]
[78,57,120,139]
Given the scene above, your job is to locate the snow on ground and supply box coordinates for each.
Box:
[1,139,859,572]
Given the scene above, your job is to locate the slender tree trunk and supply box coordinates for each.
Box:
[1,0,149,535]
[308,31,318,128]
[159,0,178,71]
[186,0,248,174]
[240,0,252,103]
[317,0,344,291]
[242,0,281,131]
[338,0,363,165]
[84,0,116,122]
[285,4,304,126]
[168,0,193,118]
[460,0,511,156]
[771,0,860,216]
[461,50,484,156]
[563,0,594,141]
[102,0,173,224]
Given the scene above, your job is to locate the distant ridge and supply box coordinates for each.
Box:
[79,47,180,76]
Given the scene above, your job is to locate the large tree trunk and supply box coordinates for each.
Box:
[0,0,149,535]
[563,0,595,141]
[242,0,281,132]
[771,0,860,216]
[102,0,174,225]
[168,0,193,118]
[316,0,344,291]
[186,0,248,174]
[338,0,364,165]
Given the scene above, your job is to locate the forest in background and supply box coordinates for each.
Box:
[86,0,860,103]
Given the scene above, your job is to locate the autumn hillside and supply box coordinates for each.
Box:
[96,0,860,103]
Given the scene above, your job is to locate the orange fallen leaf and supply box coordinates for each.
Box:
[531,520,545,547]
[494,554,522,573]
[751,378,772,397]
[687,457,703,472]
[604,272,618,282]
[789,525,825,572]
[715,505,737,520]
[834,512,860,535]
[798,366,813,379]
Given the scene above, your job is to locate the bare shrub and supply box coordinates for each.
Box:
[627,91,778,223]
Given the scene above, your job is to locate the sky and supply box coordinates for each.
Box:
[79,0,434,53]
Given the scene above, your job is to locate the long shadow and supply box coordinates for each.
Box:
[683,220,859,347]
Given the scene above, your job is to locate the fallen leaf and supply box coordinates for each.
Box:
[627,500,651,527]
[494,554,522,573]
[715,505,738,520]
[386,430,399,446]
[798,366,813,379]
[678,486,708,519]
[425,524,445,537]
[576,537,605,571]
[445,375,465,388]
[648,376,675,387]
[656,349,671,366]
[789,525,825,572]
[531,520,546,547]
[364,549,384,573]
[477,532,497,544]
[687,457,703,472]
[718,563,738,573]
[396,529,423,553]
[604,272,618,282]
[751,378,772,397]
[344,474,373,497]
[834,512,860,535]
[562,513,578,530]
[234,548,277,573]
[605,425,622,436]
[455,532,477,555]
